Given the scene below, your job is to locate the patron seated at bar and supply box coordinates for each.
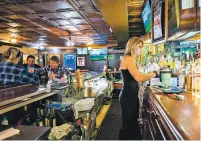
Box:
[31,56,71,79]
[0,47,39,86]
[23,55,41,72]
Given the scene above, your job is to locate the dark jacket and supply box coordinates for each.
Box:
[22,64,41,69]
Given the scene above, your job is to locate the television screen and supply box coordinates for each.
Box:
[142,0,151,33]
[90,49,106,61]
[64,54,76,70]
[77,48,88,54]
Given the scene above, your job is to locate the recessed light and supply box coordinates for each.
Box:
[11,38,17,43]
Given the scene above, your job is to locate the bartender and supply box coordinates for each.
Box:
[31,56,71,79]
[0,47,39,86]
[23,55,41,72]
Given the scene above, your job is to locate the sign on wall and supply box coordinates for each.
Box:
[64,54,76,70]
[77,57,85,66]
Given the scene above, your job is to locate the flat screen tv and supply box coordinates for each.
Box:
[152,0,165,43]
[89,48,106,61]
[77,48,88,55]
[64,54,76,70]
[142,0,151,33]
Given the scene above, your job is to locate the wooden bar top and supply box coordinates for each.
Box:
[147,87,200,140]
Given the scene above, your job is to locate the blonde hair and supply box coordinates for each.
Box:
[124,37,143,57]
[3,47,21,62]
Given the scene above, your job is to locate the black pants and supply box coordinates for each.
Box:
[119,96,142,140]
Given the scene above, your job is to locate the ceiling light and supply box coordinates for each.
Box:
[11,38,17,43]
[87,41,94,45]
[177,31,200,40]
[11,33,17,37]
[71,42,75,46]
[66,42,71,46]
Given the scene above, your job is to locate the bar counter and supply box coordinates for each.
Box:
[146,87,200,140]
[0,85,58,115]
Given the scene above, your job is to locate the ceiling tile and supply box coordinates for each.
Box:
[58,11,82,19]
[41,1,73,11]
[77,24,93,30]
[41,13,61,19]
[52,19,71,26]
[23,3,50,12]
[7,23,22,27]
[71,19,87,25]
[23,14,39,20]
[5,5,27,12]
[89,17,103,22]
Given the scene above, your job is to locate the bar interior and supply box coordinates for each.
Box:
[0,0,200,140]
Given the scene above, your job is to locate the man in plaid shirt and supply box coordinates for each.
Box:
[32,56,71,79]
[0,48,39,86]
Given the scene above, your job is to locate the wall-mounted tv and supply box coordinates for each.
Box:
[64,54,76,70]
[77,48,88,55]
[89,48,106,61]
[142,0,151,33]
[152,0,165,43]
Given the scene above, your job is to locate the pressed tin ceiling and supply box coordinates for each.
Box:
[0,0,118,48]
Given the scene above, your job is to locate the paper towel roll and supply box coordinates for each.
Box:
[84,87,93,97]
[75,69,81,88]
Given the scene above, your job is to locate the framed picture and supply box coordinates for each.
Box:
[77,57,85,66]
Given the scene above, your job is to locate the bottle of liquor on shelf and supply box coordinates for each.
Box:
[40,109,45,126]
[192,60,197,96]
[80,123,85,140]
[22,106,32,125]
[35,108,43,127]
[1,115,8,125]
[45,108,50,127]
[195,54,201,98]
[49,107,56,127]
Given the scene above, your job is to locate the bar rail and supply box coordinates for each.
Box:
[145,87,200,140]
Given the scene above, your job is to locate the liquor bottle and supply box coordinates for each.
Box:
[1,115,8,125]
[22,106,32,125]
[40,109,45,125]
[195,55,201,98]
[49,107,56,127]
[45,108,50,127]
[80,124,85,140]
[35,108,43,127]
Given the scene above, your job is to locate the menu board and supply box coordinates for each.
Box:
[153,7,162,39]
[64,54,76,70]
[152,0,165,43]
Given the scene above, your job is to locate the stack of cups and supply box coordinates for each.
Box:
[178,75,185,88]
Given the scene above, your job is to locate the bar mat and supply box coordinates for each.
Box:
[95,114,122,140]
[107,100,121,114]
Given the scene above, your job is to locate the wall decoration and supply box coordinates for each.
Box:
[77,57,85,66]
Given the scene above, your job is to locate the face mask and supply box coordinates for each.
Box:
[136,48,142,56]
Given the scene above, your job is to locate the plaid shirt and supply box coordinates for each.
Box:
[0,62,39,86]
[34,64,70,79]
